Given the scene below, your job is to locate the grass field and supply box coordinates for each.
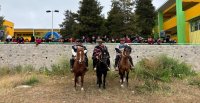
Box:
[0,55,200,103]
[0,70,200,103]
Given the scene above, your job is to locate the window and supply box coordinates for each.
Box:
[191,22,195,32]
[191,18,200,32]
[198,20,200,30]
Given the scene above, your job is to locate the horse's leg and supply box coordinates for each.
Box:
[81,75,84,91]
[96,70,99,85]
[126,71,129,87]
[119,71,124,87]
[103,71,107,89]
[74,75,77,89]
[98,73,102,88]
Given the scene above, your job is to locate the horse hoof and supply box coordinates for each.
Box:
[123,78,126,82]
[120,80,122,83]
[77,83,81,87]
[98,89,102,92]
[81,87,84,91]
[121,84,124,88]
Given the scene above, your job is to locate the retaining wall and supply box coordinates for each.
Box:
[0,44,199,71]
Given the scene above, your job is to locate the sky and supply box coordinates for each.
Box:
[0,0,167,29]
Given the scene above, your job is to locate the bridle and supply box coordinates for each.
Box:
[76,47,85,64]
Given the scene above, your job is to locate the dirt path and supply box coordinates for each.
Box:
[0,72,200,103]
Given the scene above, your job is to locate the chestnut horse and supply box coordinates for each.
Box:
[73,47,87,91]
[118,46,132,87]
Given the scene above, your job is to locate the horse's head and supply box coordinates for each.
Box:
[122,46,131,57]
[97,49,108,65]
[76,47,85,64]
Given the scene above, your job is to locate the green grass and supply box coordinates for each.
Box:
[22,75,39,86]
[0,65,35,76]
[133,55,196,93]
[40,58,71,76]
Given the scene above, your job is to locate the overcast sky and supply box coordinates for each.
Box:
[0,0,167,28]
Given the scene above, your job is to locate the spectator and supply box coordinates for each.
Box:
[91,35,96,44]
[35,37,42,46]
[157,38,162,45]
[30,36,35,42]
[125,35,131,43]
[111,37,115,43]
[82,35,86,43]
[6,35,12,43]
[18,37,24,44]
[147,36,154,45]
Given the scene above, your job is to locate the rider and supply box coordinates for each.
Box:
[114,38,133,71]
[92,38,110,70]
[70,39,88,72]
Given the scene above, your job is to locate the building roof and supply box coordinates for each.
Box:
[157,0,176,12]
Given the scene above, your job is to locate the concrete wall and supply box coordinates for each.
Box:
[0,44,199,71]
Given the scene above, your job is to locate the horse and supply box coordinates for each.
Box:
[95,48,110,89]
[118,46,132,87]
[73,46,87,91]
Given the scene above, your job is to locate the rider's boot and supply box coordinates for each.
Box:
[70,58,74,72]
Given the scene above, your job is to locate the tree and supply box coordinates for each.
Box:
[106,0,135,37]
[106,0,124,37]
[135,0,156,37]
[0,16,4,29]
[77,0,105,36]
[0,16,4,41]
[60,10,77,38]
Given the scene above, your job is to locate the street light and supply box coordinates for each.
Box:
[46,10,59,39]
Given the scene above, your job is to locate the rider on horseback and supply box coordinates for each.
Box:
[70,39,88,72]
[92,38,110,71]
[114,38,133,71]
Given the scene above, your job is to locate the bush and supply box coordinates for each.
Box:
[40,58,70,76]
[22,75,39,86]
[134,55,196,92]
[135,55,196,82]
[0,65,35,76]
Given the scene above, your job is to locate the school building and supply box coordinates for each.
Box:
[2,20,60,41]
[2,20,14,37]
[158,0,200,43]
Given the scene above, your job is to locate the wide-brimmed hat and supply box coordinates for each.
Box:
[96,38,104,43]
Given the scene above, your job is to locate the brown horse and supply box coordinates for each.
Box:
[73,46,87,91]
[118,46,132,87]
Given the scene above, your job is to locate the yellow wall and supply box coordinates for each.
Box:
[190,30,200,44]
[185,3,200,21]
[163,16,177,30]
[185,22,190,43]
[3,20,14,37]
[14,29,60,41]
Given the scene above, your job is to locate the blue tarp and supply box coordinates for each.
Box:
[44,32,62,40]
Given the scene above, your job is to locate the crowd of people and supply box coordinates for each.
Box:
[3,34,176,45]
